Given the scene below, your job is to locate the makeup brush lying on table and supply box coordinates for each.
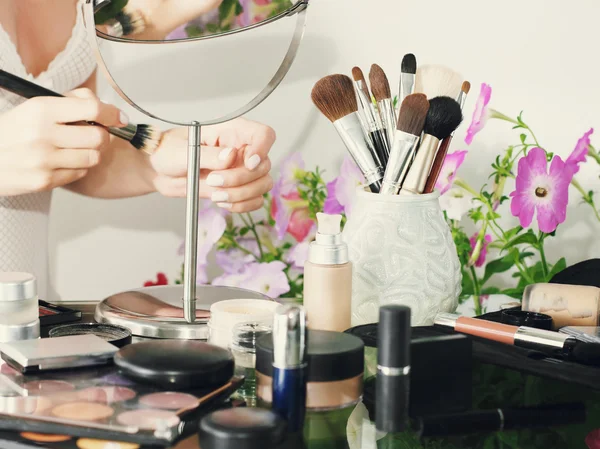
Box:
[401,96,463,195]
[381,93,429,195]
[311,74,384,193]
[0,69,161,155]
[352,67,390,166]
[423,81,471,193]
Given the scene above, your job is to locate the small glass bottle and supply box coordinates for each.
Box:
[230,322,271,406]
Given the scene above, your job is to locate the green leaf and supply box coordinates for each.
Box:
[520,133,527,144]
[461,270,474,297]
[502,231,538,251]
[239,227,249,237]
[501,287,525,299]
[504,226,523,240]
[482,251,518,284]
[547,257,567,280]
[481,287,501,295]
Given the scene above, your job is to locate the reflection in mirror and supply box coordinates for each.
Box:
[94,0,297,42]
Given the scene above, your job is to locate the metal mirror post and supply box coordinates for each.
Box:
[83,0,310,336]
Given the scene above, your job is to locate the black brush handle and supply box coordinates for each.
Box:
[0,69,63,99]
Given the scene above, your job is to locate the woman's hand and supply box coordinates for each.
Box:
[150,117,275,213]
[0,89,128,196]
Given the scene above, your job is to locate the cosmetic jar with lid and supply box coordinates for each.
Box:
[208,299,279,349]
[256,330,364,448]
[230,322,271,406]
[0,272,39,342]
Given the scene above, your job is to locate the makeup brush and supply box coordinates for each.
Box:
[381,94,429,195]
[311,74,384,193]
[423,81,471,193]
[401,96,463,195]
[370,64,396,149]
[399,53,417,105]
[352,67,390,166]
[104,9,147,37]
[414,65,463,99]
[0,69,161,154]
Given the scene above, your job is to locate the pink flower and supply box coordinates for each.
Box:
[465,83,492,145]
[323,179,344,215]
[279,152,305,195]
[510,147,573,233]
[288,241,310,268]
[271,190,313,242]
[436,150,467,195]
[469,233,492,267]
[144,272,168,287]
[220,261,290,299]
[566,128,594,174]
[586,429,600,449]
[333,156,365,217]
[254,0,272,5]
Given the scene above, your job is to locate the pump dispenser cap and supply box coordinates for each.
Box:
[308,213,349,265]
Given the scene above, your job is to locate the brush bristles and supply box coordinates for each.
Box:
[461,81,471,95]
[423,96,463,140]
[311,75,358,123]
[130,124,162,153]
[415,65,463,99]
[116,9,146,36]
[369,64,391,102]
[351,67,366,84]
[397,93,429,136]
[401,53,417,75]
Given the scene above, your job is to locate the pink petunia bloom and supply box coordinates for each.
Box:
[288,241,310,269]
[254,0,272,5]
[216,239,259,274]
[177,201,227,265]
[271,190,313,242]
[323,179,344,215]
[334,156,365,217]
[469,233,492,267]
[436,150,468,195]
[239,261,290,299]
[586,429,600,449]
[510,147,573,233]
[465,83,492,145]
[166,24,188,40]
[566,128,594,174]
[279,152,305,195]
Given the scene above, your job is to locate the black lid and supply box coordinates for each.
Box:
[501,310,553,330]
[115,340,234,390]
[345,324,377,347]
[49,323,132,348]
[378,305,411,368]
[256,330,363,382]
[199,408,286,449]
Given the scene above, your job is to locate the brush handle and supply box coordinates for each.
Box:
[272,365,307,433]
[0,69,138,143]
[401,135,439,195]
[423,136,452,193]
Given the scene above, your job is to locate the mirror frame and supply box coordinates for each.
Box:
[83,0,309,126]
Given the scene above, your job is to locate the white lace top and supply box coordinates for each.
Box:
[0,0,96,300]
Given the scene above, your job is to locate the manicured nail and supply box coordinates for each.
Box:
[218,147,233,161]
[206,173,224,187]
[119,111,129,126]
[245,154,261,171]
[211,191,229,202]
[217,202,232,209]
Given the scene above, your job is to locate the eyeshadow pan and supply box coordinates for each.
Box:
[21,432,71,443]
[138,392,198,410]
[76,438,140,449]
[117,409,180,430]
[0,396,52,414]
[52,402,114,421]
[24,380,75,394]
[78,386,137,404]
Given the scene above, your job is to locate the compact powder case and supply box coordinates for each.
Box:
[114,340,235,390]
[49,323,132,348]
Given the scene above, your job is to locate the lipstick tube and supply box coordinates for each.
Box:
[272,304,308,433]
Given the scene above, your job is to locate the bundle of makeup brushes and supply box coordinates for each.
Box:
[311,54,470,195]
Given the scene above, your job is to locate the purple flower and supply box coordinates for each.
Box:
[166,24,188,40]
[586,429,600,449]
[278,152,305,195]
[566,128,594,174]
[177,201,226,265]
[288,241,310,269]
[435,150,467,195]
[272,153,309,240]
[216,239,259,274]
[510,147,573,233]
[239,261,290,298]
[465,83,492,145]
[334,156,365,216]
[212,271,252,289]
[197,264,209,285]
[323,180,344,215]
[469,233,492,267]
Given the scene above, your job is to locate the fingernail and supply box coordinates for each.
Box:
[245,154,261,171]
[211,191,229,202]
[206,173,224,187]
[217,202,232,209]
[119,111,129,126]
[218,147,233,161]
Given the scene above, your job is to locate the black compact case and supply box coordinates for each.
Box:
[347,325,473,417]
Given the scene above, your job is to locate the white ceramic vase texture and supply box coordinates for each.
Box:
[343,188,462,326]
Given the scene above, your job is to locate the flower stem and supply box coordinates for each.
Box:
[571,178,600,222]
[489,109,519,125]
[588,144,600,165]
[538,232,549,279]
[469,265,482,316]
[243,213,265,259]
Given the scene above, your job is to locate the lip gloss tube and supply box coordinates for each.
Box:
[272,304,308,433]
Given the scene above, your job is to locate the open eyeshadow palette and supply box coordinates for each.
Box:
[0,362,241,447]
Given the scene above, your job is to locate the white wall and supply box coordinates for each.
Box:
[48,0,600,302]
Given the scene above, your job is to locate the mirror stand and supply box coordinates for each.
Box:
[84,0,309,339]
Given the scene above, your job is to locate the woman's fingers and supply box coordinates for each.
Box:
[209,174,273,204]
[49,149,101,170]
[215,196,265,213]
[205,157,271,188]
[29,168,88,192]
[51,124,110,150]
[65,88,129,127]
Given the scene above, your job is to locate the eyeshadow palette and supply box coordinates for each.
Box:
[0,362,241,447]
[38,302,82,328]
